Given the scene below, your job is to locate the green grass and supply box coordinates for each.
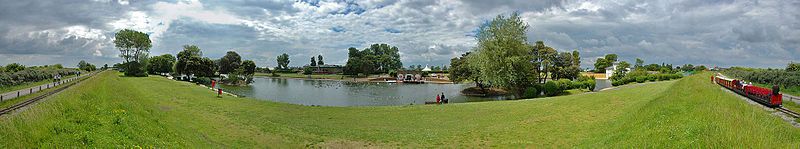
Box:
[254,72,347,80]
[0,71,797,147]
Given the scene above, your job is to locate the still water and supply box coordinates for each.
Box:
[220,77,511,106]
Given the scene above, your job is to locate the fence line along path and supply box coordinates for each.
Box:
[0,72,93,102]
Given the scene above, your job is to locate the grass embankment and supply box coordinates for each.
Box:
[254,72,347,80]
[0,71,797,147]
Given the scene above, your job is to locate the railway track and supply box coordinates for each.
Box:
[0,71,98,116]
[776,107,800,118]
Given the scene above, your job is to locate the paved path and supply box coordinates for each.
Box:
[0,73,92,102]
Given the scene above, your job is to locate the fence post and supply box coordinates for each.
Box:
[17,91,20,97]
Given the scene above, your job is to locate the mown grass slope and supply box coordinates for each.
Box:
[0,71,797,148]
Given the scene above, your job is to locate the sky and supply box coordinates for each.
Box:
[0,0,798,69]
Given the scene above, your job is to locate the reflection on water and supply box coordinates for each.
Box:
[220,77,512,106]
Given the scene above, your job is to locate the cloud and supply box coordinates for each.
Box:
[0,0,798,69]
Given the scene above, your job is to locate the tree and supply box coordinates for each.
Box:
[147,54,176,75]
[317,55,324,66]
[450,52,485,91]
[5,63,25,73]
[277,53,290,70]
[218,51,242,74]
[175,45,204,76]
[531,41,556,83]
[78,60,97,71]
[310,57,317,66]
[604,54,618,62]
[635,58,644,69]
[594,58,609,73]
[114,29,151,76]
[787,62,800,72]
[593,54,618,73]
[343,44,403,75]
[552,52,580,80]
[241,60,256,75]
[470,12,535,98]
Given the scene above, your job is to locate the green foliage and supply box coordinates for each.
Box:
[611,70,683,86]
[0,67,75,87]
[787,62,800,72]
[114,29,151,77]
[310,56,317,67]
[4,63,25,73]
[194,77,212,85]
[343,44,403,75]
[147,54,175,75]
[277,53,290,70]
[593,54,617,72]
[543,81,559,96]
[302,67,313,75]
[241,60,256,76]
[388,70,397,77]
[219,51,242,74]
[471,12,535,98]
[722,67,800,89]
[523,87,539,98]
[123,61,147,77]
[449,52,480,84]
[77,60,97,72]
[551,52,581,80]
[317,55,324,66]
[175,45,216,77]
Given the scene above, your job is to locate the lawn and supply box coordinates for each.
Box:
[0,71,797,147]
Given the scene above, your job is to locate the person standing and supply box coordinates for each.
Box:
[436,94,441,104]
[441,92,447,103]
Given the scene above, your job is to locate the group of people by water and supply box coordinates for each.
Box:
[435,92,448,104]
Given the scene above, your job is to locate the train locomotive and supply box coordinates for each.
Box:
[712,74,782,107]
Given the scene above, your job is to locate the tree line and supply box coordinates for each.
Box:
[114,29,257,85]
[722,62,800,89]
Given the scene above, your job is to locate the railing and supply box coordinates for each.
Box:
[784,94,800,104]
[0,76,82,102]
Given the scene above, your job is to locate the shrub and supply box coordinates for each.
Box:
[123,61,148,77]
[586,80,596,91]
[523,87,539,98]
[635,76,647,83]
[303,67,313,75]
[543,81,561,96]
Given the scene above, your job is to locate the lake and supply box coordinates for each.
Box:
[220,77,512,106]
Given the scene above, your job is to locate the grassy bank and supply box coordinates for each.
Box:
[0,71,797,147]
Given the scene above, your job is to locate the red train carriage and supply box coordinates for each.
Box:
[713,74,782,107]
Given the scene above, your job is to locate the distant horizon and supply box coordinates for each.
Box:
[0,0,797,69]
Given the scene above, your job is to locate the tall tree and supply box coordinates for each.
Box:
[277,53,290,69]
[241,60,257,75]
[471,12,535,98]
[450,52,485,91]
[310,57,317,66]
[317,55,324,66]
[175,45,203,76]
[114,29,151,76]
[147,54,176,74]
[219,51,242,74]
[635,58,644,69]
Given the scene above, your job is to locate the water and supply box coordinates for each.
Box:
[220,77,512,106]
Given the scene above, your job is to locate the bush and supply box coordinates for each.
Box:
[523,87,539,98]
[635,76,647,83]
[303,67,313,75]
[543,81,561,97]
[123,61,148,77]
